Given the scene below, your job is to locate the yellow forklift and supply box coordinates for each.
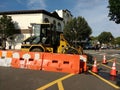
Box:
[21,23,83,54]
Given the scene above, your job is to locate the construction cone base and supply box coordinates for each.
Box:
[110,60,117,77]
[92,67,98,73]
[102,62,108,64]
[110,70,117,76]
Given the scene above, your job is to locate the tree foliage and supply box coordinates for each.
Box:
[115,37,120,45]
[98,31,114,44]
[108,0,120,24]
[0,15,16,38]
[63,16,92,45]
[0,15,16,49]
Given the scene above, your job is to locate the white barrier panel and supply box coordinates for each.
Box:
[0,51,12,67]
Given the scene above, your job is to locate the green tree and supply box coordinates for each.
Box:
[115,37,120,45]
[63,16,92,46]
[90,36,98,41]
[0,15,16,49]
[98,31,114,44]
[108,0,120,24]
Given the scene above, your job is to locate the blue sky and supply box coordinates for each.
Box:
[0,0,120,37]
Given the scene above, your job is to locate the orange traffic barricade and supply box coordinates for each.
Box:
[0,50,12,67]
[11,51,30,69]
[80,55,88,72]
[0,50,2,58]
[11,51,43,70]
[11,51,23,68]
[0,50,12,58]
[26,52,43,70]
[42,53,80,74]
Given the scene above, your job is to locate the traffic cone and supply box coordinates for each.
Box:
[92,58,98,73]
[102,54,107,64]
[110,60,117,76]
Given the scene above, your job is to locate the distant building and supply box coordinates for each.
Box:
[0,9,72,49]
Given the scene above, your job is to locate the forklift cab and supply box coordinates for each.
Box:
[30,23,61,47]
[22,23,61,52]
[30,23,53,45]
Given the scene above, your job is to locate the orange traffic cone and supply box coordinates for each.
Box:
[110,60,117,76]
[92,58,98,73]
[102,54,107,64]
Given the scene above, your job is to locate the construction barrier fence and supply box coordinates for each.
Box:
[0,50,12,67]
[42,53,80,74]
[0,50,87,74]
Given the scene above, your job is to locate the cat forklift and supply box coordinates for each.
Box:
[21,23,83,54]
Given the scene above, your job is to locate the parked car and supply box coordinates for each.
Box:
[101,44,107,49]
[84,45,94,50]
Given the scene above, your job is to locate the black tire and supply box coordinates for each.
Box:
[30,47,43,52]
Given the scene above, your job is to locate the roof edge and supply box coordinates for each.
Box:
[0,9,63,20]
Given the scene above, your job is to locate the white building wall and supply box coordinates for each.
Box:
[8,13,43,29]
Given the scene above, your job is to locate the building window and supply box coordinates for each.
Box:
[66,13,69,18]
[57,22,61,31]
[53,20,56,30]
[43,18,49,23]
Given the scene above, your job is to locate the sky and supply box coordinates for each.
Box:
[0,0,120,37]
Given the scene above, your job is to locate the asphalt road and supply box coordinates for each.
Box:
[0,49,120,90]
[0,67,118,90]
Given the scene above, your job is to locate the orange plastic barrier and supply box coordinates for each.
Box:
[0,50,12,58]
[0,50,89,74]
[0,50,12,67]
[0,50,2,58]
[11,51,43,70]
[26,52,43,70]
[79,55,88,72]
[11,51,24,68]
[42,53,80,74]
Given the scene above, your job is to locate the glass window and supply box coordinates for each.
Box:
[44,18,49,23]
[33,25,41,36]
[31,36,40,44]
[58,23,61,31]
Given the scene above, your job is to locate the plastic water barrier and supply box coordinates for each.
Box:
[79,55,88,72]
[0,50,88,74]
[42,53,80,74]
[0,50,12,67]
[11,51,43,70]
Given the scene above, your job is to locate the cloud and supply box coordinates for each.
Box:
[27,0,47,9]
[72,0,106,22]
[73,0,103,11]
[72,0,120,37]
[16,0,47,9]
